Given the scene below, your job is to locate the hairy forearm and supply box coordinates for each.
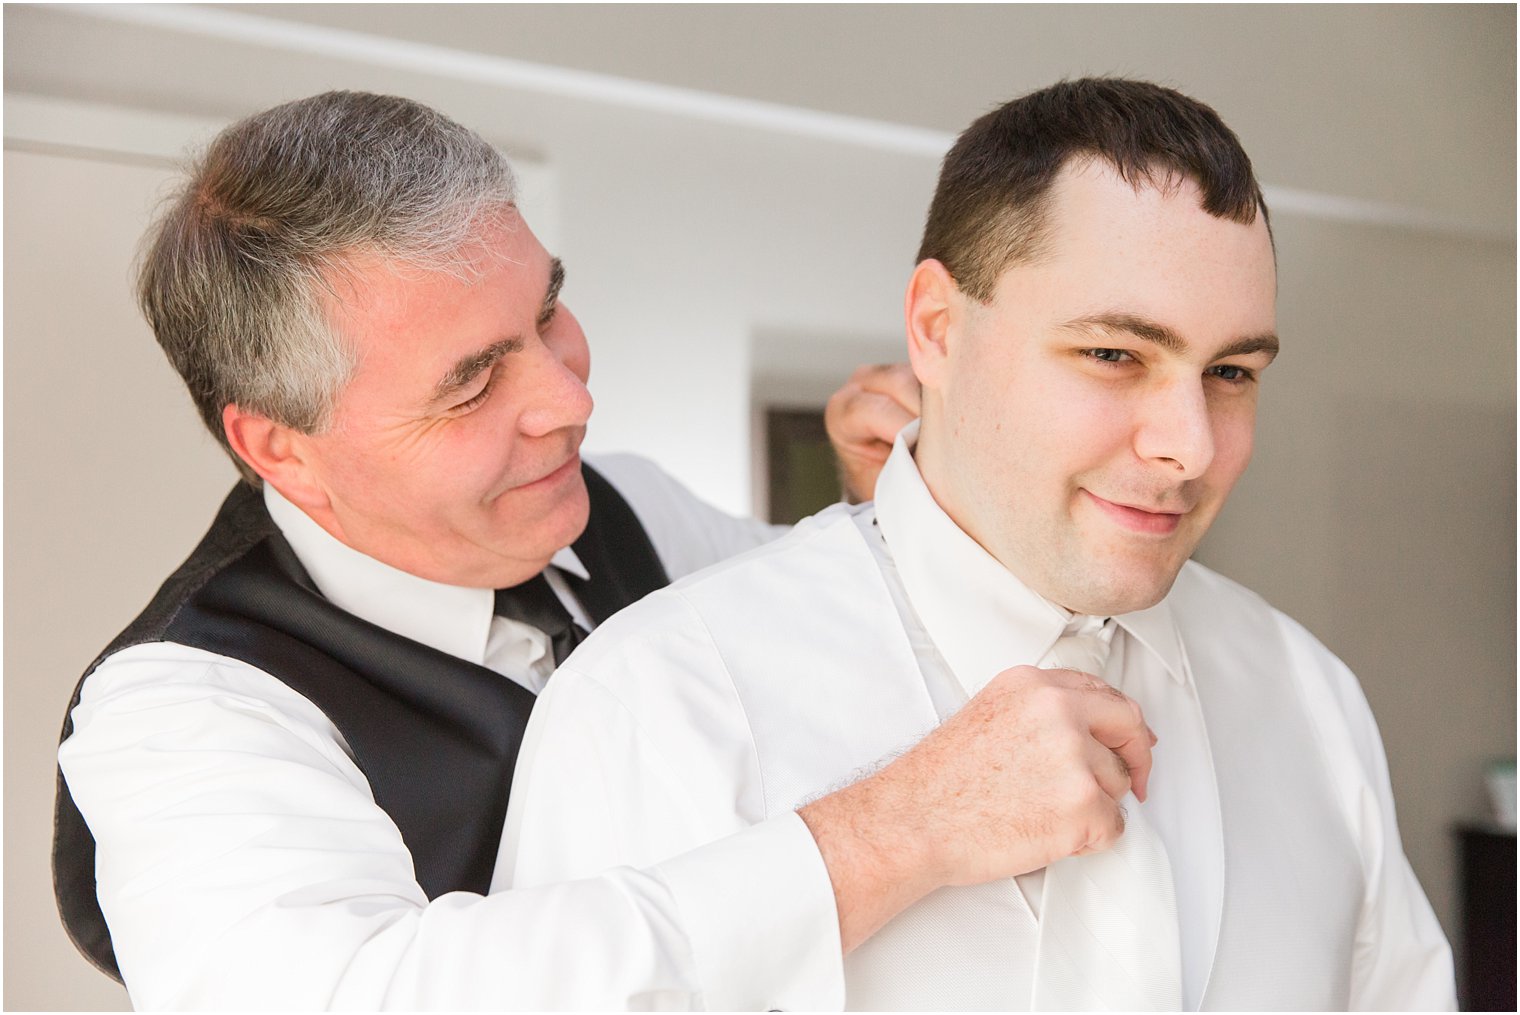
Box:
[797,664,1157,954]
[798,762,942,954]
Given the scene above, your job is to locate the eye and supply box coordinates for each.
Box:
[1207,364,1256,385]
[448,371,497,415]
[1081,348,1134,365]
[537,303,559,332]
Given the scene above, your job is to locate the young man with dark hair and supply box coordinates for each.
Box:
[502,78,1455,1009]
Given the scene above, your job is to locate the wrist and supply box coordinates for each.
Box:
[798,761,943,953]
[834,453,871,506]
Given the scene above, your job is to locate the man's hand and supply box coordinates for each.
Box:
[824,363,921,504]
[798,664,1155,952]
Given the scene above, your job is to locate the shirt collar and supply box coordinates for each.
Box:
[262,484,588,664]
[872,422,1188,697]
[550,544,590,581]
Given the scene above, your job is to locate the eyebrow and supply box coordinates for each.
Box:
[430,337,522,405]
[1060,311,1280,362]
[427,257,567,406]
[537,257,565,326]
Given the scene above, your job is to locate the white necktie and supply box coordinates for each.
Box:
[1030,619,1183,1011]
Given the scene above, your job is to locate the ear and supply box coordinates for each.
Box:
[222,404,331,512]
[904,259,960,392]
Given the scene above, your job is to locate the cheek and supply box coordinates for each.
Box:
[1208,407,1257,491]
[1032,390,1134,479]
[445,424,520,488]
[372,419,518,508]
[307,428,398,496]
[969,375,1124,476]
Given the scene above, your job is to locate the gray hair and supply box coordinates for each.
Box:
[137,90,518,483]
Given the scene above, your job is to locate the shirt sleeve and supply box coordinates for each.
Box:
[499,592,847,1010]
[585,453,790,581]
[1278,617,1457,1011]
[62,641,841,1010]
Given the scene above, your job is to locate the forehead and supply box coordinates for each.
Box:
[322,214,551,405]
[1003,160,1277,340]
[328,215,547,351]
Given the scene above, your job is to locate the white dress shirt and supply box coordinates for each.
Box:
[504,430,1455,1010]
[60,454,843,1010]
[868,427,1218,1005]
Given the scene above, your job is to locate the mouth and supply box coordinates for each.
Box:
[514,452,582,494]
[1082,490,1186,536]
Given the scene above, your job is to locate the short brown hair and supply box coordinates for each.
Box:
[917,78,1268,301]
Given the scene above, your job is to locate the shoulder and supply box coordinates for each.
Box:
[663,501,872,598]
[1173,560,1386,782]
[1174,560,1349,670]
[583,452,714,524]
[581,451,674,500]
[1171,558,1280,621]
[584,452,788,580]
[552,503,872,704]
[1174,560,1352,679]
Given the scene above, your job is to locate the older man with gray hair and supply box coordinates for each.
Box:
[51,91,1149,1010]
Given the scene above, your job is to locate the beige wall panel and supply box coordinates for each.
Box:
[4,148,233,1011]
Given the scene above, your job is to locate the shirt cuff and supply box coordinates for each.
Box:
[655,812,845,1010]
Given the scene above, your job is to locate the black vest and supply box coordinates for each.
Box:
[53,464,669,981]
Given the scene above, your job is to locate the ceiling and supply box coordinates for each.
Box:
[7,3,1516,231]
[229,3,1517,227]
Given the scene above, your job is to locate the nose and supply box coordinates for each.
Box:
[1133,378,1214,479]
[517,338,594,438]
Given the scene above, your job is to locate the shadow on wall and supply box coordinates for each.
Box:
[1329,398,1516,818]
[1331,398,1517,1011]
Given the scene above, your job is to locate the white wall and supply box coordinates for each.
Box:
[5,4,1513,1010]
[4,147,225,1012]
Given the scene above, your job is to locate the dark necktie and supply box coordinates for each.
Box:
[493,573,589,666]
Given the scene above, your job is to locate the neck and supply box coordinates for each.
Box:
[909,412,959,528]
